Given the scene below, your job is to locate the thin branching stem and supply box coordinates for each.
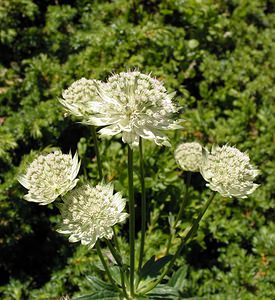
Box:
[112,227,121,253]
[105,239,129,299]
[138,138,146,273]
[105,239,123,266]
[128,145,135,297]
[139,191,216,295]
[91,126,103,180]
[95,241,119,292]
[165,172,192,255]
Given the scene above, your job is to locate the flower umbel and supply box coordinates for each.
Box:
[60,71,181,147]
[175,142,202,172]
[200,145,259,198]
[18,150,80,205]
[60,78,103,120]
[57,183,128,248]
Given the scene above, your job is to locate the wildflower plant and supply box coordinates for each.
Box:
[18,71,259,299]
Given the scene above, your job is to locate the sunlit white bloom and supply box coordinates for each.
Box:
[57,183,128,248]
[18,150,80,205]
[60,78,103,121]
[200,145,259,198]
[175,142,202,172]
[60,72,181,147]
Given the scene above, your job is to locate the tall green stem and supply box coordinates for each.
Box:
[138,138,146,273]
[139,191,216,295]
[105,239,123,267]
[165,172,192,255]
[105,239,128,299]
[91,126,103,180]
[128,145,135,297]
[112,227,121,253]
[95,241,119,292]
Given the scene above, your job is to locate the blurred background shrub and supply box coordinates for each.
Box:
[0,0,274,299]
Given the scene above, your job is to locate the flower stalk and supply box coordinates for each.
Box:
[165,172,192,255]
[105,239,128,299]
[128,145,135,297]
[95,241,119,292]
[91,126,103,180]
[138,138,146,273]
[139,191,216,295]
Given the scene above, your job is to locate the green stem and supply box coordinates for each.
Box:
[138,138,146,273]
[165,172,192,255]
[128,145,135,297]
[105,239,123,266]
[139,191,216,295]
[175,172,191,226]
[112,227,121,253]
[95,241,119,292]
[105,239,129,299]
[91,126,103,180]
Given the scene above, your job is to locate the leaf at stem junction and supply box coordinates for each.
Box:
[140,255,173,280]
[72,276,120,299]
[86,276,115,291]
[72,289,120,300]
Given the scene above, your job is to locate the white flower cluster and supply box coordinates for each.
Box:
[200,145,259,198]
[18,150,80,205]
[174,142,202,172]
[57,183,128,248]
[60,78,103,120]
[61,71,181,147]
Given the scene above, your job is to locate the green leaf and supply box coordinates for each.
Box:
[85,276,115,291]
[72,276,123,300]
[147,284,180,299]
[109,266,122,286]
[168,266,188,291]
[73,290,120,300]
[140,255,173,280]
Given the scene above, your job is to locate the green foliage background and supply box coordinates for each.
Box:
[0,0,274,299]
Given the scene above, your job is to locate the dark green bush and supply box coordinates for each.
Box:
[0,0,274,299]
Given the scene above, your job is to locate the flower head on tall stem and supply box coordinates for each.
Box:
[60,78,104,121]
[57,183,128,248]
[18,150,80,205]
[200,145,259,198]
[175,142,203,172]
[60,71,181,147]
